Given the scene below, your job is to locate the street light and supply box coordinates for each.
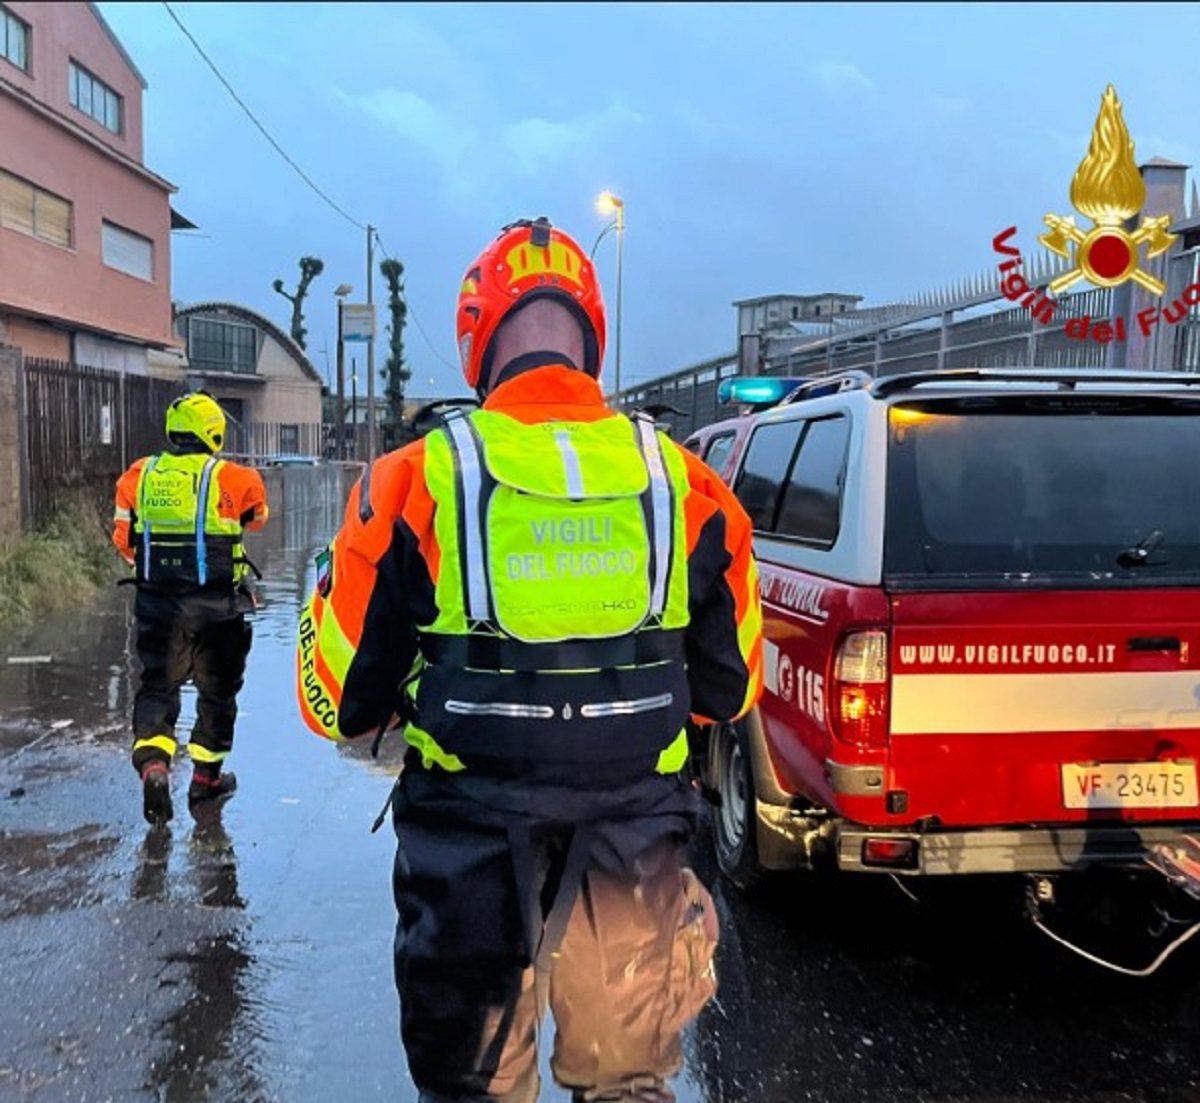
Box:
[595,191,624,404]
[334,282,353,460]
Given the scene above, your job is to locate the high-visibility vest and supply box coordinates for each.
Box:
[132,452,247,588]
[408,408,694,779]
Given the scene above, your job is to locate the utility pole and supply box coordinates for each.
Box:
[336,297,345,459]
[366,224,376,464]
[351,356,358,461]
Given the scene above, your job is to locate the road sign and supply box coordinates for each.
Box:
[341,303,375,342]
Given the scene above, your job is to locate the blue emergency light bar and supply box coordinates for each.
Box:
[717,377,805,407]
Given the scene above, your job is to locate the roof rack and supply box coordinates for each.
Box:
[871,367,1200,398]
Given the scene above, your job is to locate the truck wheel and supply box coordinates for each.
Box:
[712,721,764,892]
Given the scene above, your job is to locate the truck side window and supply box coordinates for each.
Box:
[775,416,851,547]
[733,420,802,531]
[703,433,736,480]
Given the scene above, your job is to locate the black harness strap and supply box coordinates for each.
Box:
[535,823,593,972]
[421,629,685,672]
[506,819,595,973]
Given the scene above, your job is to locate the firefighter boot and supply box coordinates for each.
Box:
[141,762,173,826]
[188,765,238,807]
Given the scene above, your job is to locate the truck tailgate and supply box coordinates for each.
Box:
[888,589,1200,828]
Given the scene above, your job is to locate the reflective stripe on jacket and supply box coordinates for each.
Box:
[296,366,764,788]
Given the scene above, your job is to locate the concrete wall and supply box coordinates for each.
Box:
[1,316,70,361]
[253,339,323,426]
[246,462,362,592]
[0,346,28,535]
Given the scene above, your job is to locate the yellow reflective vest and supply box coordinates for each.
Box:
[132,452,247,588]
[406,407,695,779]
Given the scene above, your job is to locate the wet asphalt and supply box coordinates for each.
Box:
[2,472,1200,1102]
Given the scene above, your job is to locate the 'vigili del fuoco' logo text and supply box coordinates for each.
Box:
[992,85,1196,344]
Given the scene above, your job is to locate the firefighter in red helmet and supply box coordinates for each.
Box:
[297,217,763,1102]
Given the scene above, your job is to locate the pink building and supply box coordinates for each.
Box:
[0,1,178,369]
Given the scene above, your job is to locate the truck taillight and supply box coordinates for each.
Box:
[833,630,889,749]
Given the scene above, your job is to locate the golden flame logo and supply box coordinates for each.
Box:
[1070,86,1145,224]
[1039,85,1176,295]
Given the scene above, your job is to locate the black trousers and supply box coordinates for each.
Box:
[130,587,253,775]
[392,782,719,1103]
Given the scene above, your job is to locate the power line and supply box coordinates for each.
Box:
[158,9,455,378]
[161,1,366,232]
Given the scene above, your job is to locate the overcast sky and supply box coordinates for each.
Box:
[100,2,1200,399]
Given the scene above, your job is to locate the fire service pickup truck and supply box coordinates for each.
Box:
[683,368,1200,970]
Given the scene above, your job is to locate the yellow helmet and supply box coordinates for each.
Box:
[165,391,226,453]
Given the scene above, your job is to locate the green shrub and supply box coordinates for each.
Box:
[0,494,124,629]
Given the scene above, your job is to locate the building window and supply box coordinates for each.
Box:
[102,221,153,281]
[279,424,300,455]
[0,169,72,248]
[1,5,28,72]
[188,318,258,375]
[69,61,122,134]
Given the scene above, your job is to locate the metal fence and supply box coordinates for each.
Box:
[23,358,182,528]
[20,358,330,530]
[625,268,1200,441]
[222,420,324,463]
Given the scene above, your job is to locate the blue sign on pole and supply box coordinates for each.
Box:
[341,304,375,343]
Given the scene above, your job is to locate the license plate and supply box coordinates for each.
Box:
[1062,762,1199,809]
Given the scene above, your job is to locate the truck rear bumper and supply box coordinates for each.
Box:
[835,823,1200,875]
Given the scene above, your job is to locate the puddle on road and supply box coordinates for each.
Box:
[0,478,413,1101]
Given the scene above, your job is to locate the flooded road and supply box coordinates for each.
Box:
[2,466,1200,1102]
[0,469,409,1102]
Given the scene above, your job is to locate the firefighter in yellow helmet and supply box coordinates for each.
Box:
[296,217,764,1102]
[112,391,269,825]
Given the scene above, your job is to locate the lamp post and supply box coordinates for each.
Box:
[333,282,352,460]
[595,191,624,405]
[351,358,358,461]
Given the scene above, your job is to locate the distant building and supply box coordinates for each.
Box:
[733,293,863,374]
[171,302,324,457]
[0,2,181,368]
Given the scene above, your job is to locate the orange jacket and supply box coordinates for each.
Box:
[112,452,269,566]
[298,366,763,743]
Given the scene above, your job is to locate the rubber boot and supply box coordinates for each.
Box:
[188,767,238,807]
[141,762,173,826]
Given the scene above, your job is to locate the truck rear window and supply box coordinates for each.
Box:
[884,397,1200,587]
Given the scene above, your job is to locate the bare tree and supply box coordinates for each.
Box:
[272,256,325,349]
[380,257,411,423]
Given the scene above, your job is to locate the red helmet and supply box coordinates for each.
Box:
[456,217,606,392]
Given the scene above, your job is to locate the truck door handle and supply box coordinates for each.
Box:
[1127,636,1181,652]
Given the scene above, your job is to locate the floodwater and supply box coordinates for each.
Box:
[2,466,1200,1102]
[0,470,412,1102]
